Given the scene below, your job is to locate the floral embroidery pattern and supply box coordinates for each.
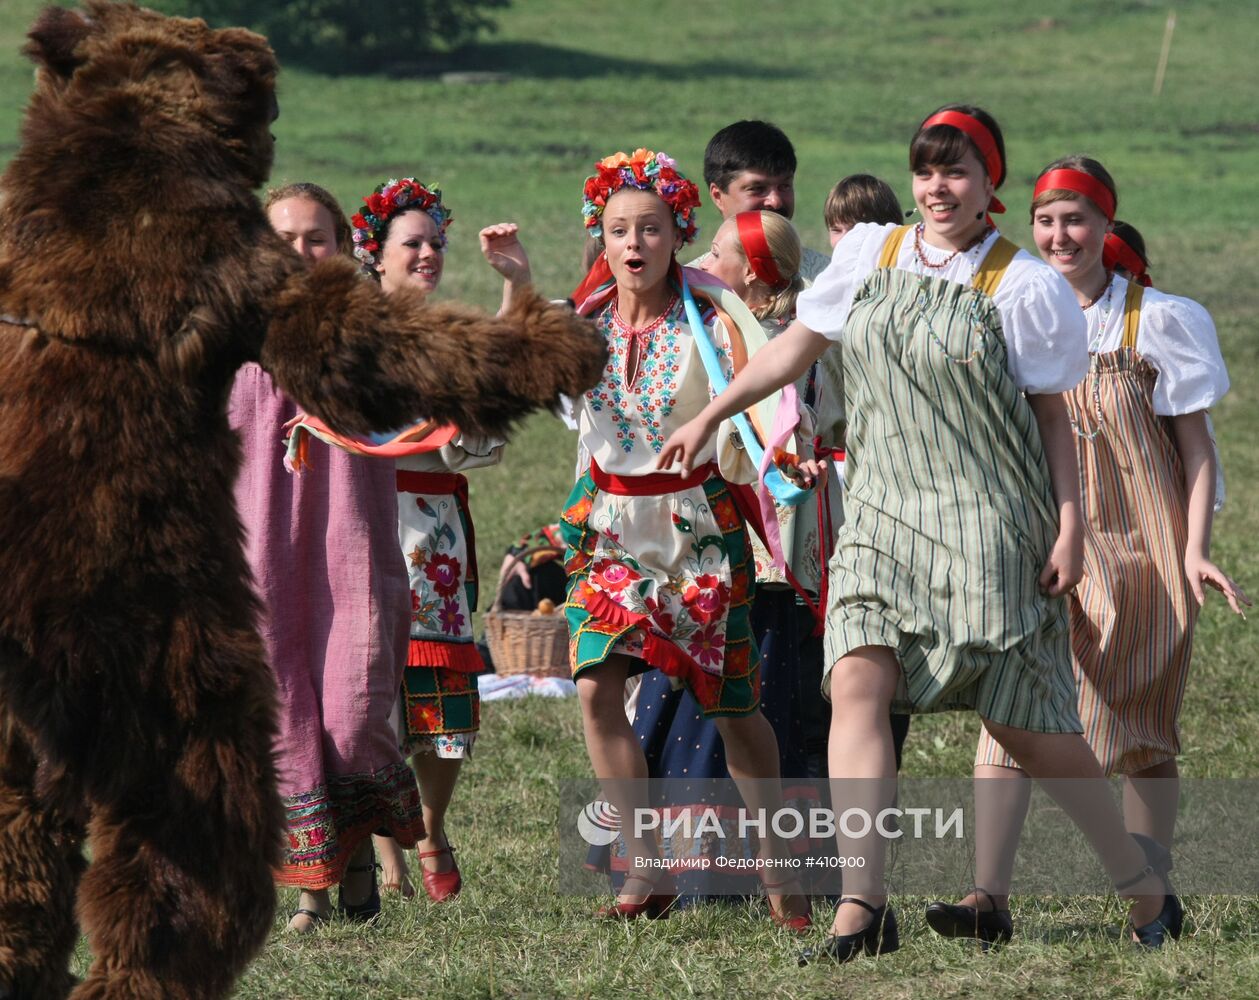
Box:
[587,302,685,455]
[681,574,730,626]
[687,624,725,668]
[590,558,641,593]
[424,553,461,598]
[401,490,473,642]
[438,598,465,635]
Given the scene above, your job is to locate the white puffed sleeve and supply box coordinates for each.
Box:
[1137,291,1230,416]
[994,258,1089,394]
[795,223,892,341]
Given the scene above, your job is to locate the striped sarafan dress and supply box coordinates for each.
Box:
[978,276,1229,774]
[797,223,1088,731]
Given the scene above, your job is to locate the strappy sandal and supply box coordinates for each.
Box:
[285,907,327,934]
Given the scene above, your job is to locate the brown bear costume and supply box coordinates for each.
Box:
[0,3,605,997]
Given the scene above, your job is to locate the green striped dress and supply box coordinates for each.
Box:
[820,227,1081,732]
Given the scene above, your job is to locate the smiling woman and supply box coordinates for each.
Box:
[348,175,538,906]
[953,152,1247,948]
[657,104,1189,962]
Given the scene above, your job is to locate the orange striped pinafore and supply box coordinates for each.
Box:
[977,282,1195,774]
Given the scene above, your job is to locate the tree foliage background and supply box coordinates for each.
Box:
[150,0,510,73]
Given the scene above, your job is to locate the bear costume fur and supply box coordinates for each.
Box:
[0,2,605,997]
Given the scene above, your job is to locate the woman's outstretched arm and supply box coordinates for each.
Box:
[657,319,831,474]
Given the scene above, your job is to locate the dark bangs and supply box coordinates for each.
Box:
[910,125,983,175]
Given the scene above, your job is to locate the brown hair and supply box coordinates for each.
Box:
[1029,155,1117,220]
[728,211,805,322]
[263,182,352,257]
[909,104,1006,188]
[824,174,903,229]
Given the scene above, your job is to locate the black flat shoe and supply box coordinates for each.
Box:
[799,897,899,965]
[338,858,382,923]
[925,888,1013,947]
[1118,833,1182,950]
[1131,893,1184,949]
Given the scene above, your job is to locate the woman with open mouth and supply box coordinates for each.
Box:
[562,149,817,929]
[658,106,1186,960]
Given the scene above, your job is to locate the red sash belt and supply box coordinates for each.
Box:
[396,470,463,495]
[590,461,717,496]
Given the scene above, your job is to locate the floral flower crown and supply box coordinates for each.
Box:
[581,149,701,245]
[351,177,451,271]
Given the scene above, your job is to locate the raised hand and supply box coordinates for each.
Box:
[479,223,532,284]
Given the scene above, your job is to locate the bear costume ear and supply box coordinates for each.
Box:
[24,5,93,79]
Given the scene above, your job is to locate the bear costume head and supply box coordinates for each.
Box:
[0,3,604,997]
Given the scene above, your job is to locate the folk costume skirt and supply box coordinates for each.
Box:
[824,268,1080,734]
[978,349,1195,773]
[561,463,759,718]
[229,364,424,889]
[397,469,483,758]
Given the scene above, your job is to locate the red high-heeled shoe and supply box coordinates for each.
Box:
[595,873,677,920]
[761,874,813,933]
[418,844,462,903]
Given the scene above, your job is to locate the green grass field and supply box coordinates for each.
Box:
[3,0,1258,996]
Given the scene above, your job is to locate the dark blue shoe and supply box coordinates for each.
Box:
[799,897,899,965]
[338,857,382,923]
[1119,833,1182,949]
[925,888,1013,948]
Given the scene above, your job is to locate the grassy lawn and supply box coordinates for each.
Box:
[3,0,1258,995]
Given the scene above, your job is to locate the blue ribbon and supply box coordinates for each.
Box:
[680,275,810,507]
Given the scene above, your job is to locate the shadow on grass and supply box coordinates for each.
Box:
[382,40,804,81]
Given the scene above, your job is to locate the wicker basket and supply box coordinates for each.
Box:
[483,548,570,679]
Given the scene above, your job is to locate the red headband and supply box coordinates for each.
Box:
[1033,168,1117,222]
[1103,233,1153,287]
[735,212,788,290]
[920,110,1006,214]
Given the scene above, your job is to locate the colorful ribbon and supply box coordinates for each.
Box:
[283,414,459,472]
[678,269,810,508]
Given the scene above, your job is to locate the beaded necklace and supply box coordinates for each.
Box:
[1070,274,1117,440]
[613,293,678,391]
[912,221,992,271]
[911,279,987,364]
